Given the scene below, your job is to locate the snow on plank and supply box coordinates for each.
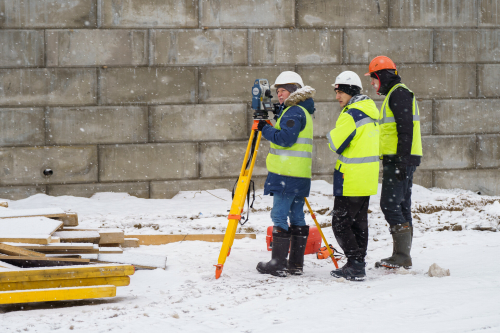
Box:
[0,217,63,245]
[0,208,78,226]
[99,252,167,269]
[9,243,99,254]
[52,231,100,244]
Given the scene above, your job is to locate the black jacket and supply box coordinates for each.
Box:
[378,70,421,166]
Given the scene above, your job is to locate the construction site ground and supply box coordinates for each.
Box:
[0,181,499,333]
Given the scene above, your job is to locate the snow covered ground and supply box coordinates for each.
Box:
[1,180,499,332]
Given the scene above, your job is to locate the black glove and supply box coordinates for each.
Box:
[394,163,407,182]
[257,120,268,131]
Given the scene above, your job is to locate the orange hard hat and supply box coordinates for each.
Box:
[364,56,397,76]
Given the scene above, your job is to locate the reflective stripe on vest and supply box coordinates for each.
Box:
[269,148,312,159]
[355,117,378,128]
[295,138,313,145]
[338,155,380,164]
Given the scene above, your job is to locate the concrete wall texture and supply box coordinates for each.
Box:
[0,0,499,199]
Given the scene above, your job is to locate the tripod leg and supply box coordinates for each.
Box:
[305,198,339,269]
[215,125,264,279]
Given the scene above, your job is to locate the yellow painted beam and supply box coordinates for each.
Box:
[0,264,135,283]
[0,285,116,305]
[0,276,130,291]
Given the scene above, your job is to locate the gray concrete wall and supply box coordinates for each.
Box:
[0,0,498,199]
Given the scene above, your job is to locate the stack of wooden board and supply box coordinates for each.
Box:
[0,203,136,305]
[0,206,140,266]
[0,263,135,304]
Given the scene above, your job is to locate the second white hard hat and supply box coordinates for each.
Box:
[333,71,363,90]
[273,71,304,89]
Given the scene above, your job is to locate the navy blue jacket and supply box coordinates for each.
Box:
[261,91,315,197]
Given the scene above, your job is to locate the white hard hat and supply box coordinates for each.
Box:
[273,71,304,89]
[333,71,363,90]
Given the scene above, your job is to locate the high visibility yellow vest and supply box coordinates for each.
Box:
[266,105,313,178]
[327,99,380,196]
[379,83,423,157]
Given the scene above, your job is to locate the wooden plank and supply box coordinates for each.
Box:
[98,253,167,269]
[0,264,135,283]
[59,213,78,226]
[98,247,123,254]
[0,243,45,257]
[0,237,50,245]
[98,230,124,245]
[0,276,130,291]
[45,254,82,259]
[19,244,96,251]
[0,208,66,219]
[0,208,78,227]
[60,228,124,245]
[50,237,60,243]
[0,285,116,305]
[16,244,99,255]
[126,233,257,245]
[97,261,155,270]
[0,256,90,268]
[52,231,100,244]
[0,217,63,245]
[0,202,8,208]
[122,238,139,248]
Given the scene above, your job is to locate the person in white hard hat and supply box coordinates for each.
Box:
[326,71,380,281]
[256,71,316,277]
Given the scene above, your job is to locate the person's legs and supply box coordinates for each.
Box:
[350,196,370,261]
[377,164,415,269]
[380,163,406,227]
[288,196,306,227]
[331,196,365,262]
[401,166,416,226]
[270,193,295,231]
[258,192,295,277]
[330,196,369,281]
[288,195,308,275]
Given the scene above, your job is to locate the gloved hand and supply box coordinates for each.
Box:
[394,163,407,182]
[257,120,268,131]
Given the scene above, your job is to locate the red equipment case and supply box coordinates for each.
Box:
[266,225,322,254]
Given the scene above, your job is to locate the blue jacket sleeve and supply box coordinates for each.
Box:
[262,106,307,148]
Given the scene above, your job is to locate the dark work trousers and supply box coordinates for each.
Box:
[380,164,417,227]
[331,196,370,262]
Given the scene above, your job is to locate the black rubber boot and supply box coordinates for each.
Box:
[330,259,366,281]
[375,222,413,269]
[257,227,291,277]
[288,225,309,275]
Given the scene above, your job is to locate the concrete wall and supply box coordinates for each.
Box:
[0,0,498,199]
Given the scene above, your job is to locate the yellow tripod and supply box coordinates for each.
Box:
[215,119,269,279]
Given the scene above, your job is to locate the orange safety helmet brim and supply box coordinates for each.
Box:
[364,55,397,76]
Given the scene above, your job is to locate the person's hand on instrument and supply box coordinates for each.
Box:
[257,120,268,131]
